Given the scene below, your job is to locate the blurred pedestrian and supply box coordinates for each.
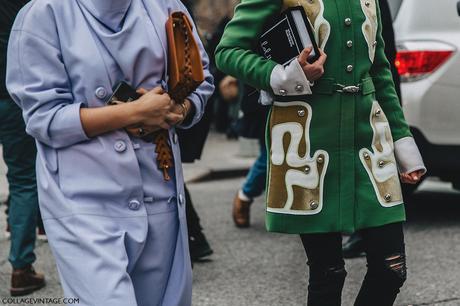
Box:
[7,1,213,305]
[4,196,48,242]
[203,8,239,136]
[216,0,426,305]
[178,0,214,262]
[0,0,46,296]
[232,85,269,228]
[342,0,402,259]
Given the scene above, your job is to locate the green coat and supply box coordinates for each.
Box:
[215,0,426,234]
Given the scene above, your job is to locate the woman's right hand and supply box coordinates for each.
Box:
[298,47,327,82]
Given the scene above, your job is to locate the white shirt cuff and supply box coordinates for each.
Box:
[269,59,312,97]
[394,137,427,175]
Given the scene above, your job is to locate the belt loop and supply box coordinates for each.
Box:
[361,77,376,96]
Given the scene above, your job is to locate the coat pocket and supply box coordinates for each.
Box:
[267,100,329,215]
[359,101,403,207]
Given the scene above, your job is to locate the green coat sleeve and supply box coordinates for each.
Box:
[370,0,412,142]
[215,0,282,91]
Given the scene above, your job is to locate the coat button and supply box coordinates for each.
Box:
[295,84,304,93]
[378,160,385,168]
[279,89,287,96]
[375,109,382,117]
[373,40,377,47]
[365,0,371,7]
[347,40,353,48]
[363,152,371,160]
[344,18,352,26]
[95,87,107,99]
[114,140,127,153]
[128,199,141,210]
[304,166,311,174]
[297,109,306,117]
[346,65,354,72]
[317,156,324,164]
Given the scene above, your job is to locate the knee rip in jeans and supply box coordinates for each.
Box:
[384,253,407,283]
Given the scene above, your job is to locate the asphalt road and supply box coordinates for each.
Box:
[1,176,459,306]
[190,178,460,306]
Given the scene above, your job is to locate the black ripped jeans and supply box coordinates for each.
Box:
[300,222,406,306]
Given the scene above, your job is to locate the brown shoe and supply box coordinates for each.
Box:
[233,192,253,228]
[11,265,46,296]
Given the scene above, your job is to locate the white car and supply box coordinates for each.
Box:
[389,0,460,194]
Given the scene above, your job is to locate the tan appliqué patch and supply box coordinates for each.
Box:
[283,0,331,50]
[267,101,329,215]
[360,0,378,62]
[359,101,403,207]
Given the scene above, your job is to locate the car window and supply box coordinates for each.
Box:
[387,0,403,20]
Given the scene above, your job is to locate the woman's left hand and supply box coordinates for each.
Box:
[400,170,425,184]
[169,99,192,126]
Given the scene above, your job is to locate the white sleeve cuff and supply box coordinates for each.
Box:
[270,59,312,97]
[394,137,427,175]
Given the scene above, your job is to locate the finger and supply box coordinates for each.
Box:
[125,127,138,135]
[136,88,148,95]
[298,47,312,66]
[150,86,165,94]
[400,174,410,183]
[316,51,327,65]
[166,112,183,123]
[159,122,172,130]
[410,172,420,182]
[143,126,161,133]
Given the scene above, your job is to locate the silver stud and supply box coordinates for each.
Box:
[295,84,304,93]
[346,65,353,72]
[344,18,352,26]
[317,156,324,164]
[310,201,319,210]
[375,109,382,117]
[297,109,306,117]
[378,160,385,168]
[363,152,370,160]
[384,193,392,202]
[304,166,311,174]
[279,89,287,96]
[365,1,371,7]
[373,40,377,47]
[347,40,353,48]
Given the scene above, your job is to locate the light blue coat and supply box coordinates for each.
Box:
[6,0,214,305]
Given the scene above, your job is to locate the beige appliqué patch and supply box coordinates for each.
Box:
[359,101,403,207]
[267,101,329,215]
[360,0,378,62]
[283,0,331,50]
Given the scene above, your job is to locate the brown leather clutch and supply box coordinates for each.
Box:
[165,11,204,103]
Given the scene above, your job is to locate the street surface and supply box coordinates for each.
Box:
[0,134,459,306]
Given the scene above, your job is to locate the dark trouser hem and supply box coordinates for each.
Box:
[185,184,203,236]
